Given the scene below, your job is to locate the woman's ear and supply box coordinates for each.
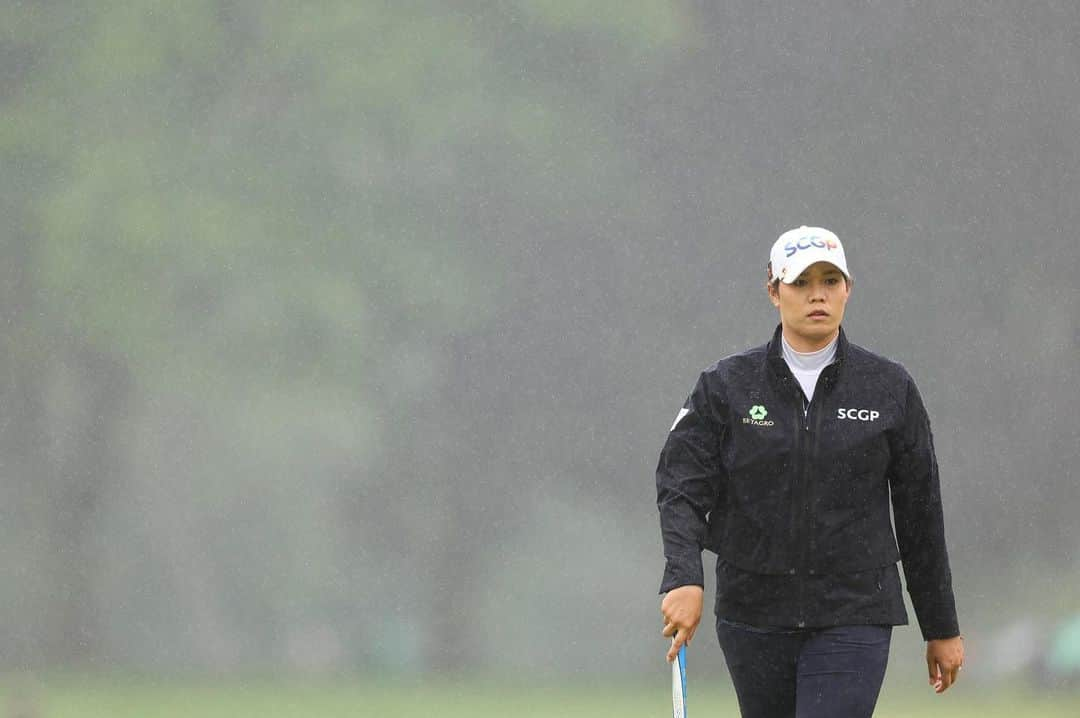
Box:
[767,280,781,309]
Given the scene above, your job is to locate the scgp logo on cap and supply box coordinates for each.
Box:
[784,235,839,257]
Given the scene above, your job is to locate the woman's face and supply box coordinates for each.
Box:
[768,261,851,351]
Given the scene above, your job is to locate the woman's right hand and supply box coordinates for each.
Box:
[661,584,704,662]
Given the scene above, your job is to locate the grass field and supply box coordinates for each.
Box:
[4,674,1075,717]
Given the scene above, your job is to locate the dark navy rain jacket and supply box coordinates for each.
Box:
[656,325,960,640]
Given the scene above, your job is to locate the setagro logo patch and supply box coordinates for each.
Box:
[743,405,775,426]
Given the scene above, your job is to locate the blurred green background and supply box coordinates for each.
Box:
[1,1,1079,714]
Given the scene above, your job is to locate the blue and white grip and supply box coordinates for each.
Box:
[671,643,687,718]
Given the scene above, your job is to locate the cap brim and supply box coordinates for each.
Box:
[780,258,852,284]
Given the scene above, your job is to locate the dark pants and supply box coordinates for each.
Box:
[716,618,892,718]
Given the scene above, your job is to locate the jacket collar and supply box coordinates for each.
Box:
[765,323,849,383]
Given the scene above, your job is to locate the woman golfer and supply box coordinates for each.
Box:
[656,227,963,717]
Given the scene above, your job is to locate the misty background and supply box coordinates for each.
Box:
[1,0,1078,689]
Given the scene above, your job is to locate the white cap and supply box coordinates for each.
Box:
[769,226,852,284]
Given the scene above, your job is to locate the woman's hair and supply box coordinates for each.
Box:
[766,262,779,289]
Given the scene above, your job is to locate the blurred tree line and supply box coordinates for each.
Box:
[0,0,686,672]
[0,1,1077,675]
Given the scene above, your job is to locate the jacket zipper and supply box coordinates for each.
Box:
[795,368,834,628]
[794,388,810,628]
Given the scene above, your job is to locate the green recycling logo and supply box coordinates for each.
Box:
[742,403,775,426]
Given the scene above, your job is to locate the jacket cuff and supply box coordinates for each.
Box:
[659,555,704,594]
[920,622,961,641]
[914,604,960,641]
[910,590,959,641]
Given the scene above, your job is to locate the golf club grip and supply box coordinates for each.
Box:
[671,642,687,718]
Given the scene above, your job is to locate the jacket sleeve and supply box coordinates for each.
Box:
[656,371,726,594]
[888,374,960,640]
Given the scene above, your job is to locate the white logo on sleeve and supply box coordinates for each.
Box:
[670,407,691,431]
[837,408,880,422]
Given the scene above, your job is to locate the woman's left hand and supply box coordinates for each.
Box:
[926,636,964,693]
